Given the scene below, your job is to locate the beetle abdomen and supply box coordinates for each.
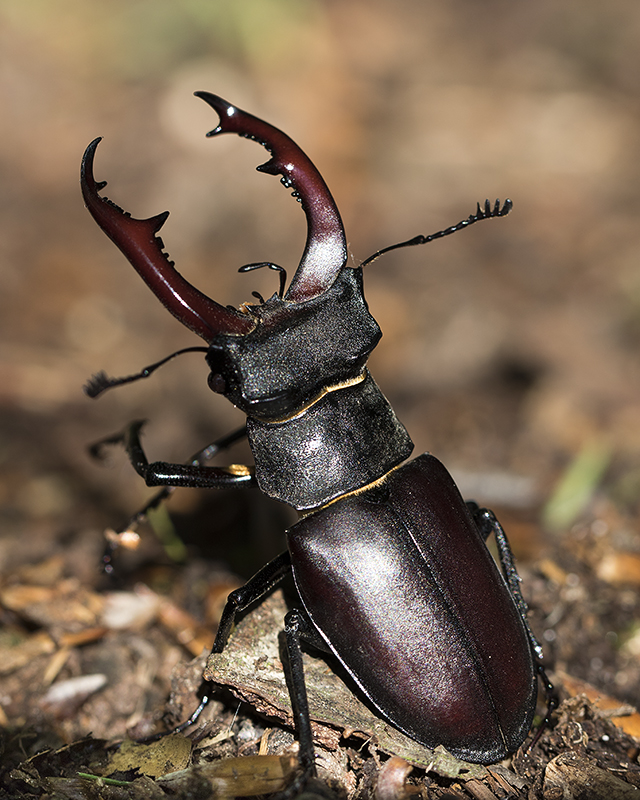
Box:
[287,454,536,763]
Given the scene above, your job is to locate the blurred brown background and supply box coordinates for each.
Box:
[1,1,640,582]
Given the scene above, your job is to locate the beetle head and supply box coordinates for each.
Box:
[81,94,379,420]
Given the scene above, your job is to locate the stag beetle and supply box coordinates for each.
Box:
[81,93,552,779]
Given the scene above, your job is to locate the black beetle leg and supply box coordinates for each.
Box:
[211,564,325,791]
[526,660,558,752]
[92,423,249,518]
[467,503,558,744]
[92,424,252,572]
[467,503,543,658]
[190,425,249,465]
[211,550,292,652]
[283,608,319,782]
[147,424,250,499]
[146,551,294,741]
[123,420,256,489]
[143,551,293,743]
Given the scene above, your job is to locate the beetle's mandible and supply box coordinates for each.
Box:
[81,93,552,781]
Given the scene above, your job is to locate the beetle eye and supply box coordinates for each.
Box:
[208,373,226,394]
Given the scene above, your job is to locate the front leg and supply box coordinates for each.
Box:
[91,422,255,570]
[96,420,257,489]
